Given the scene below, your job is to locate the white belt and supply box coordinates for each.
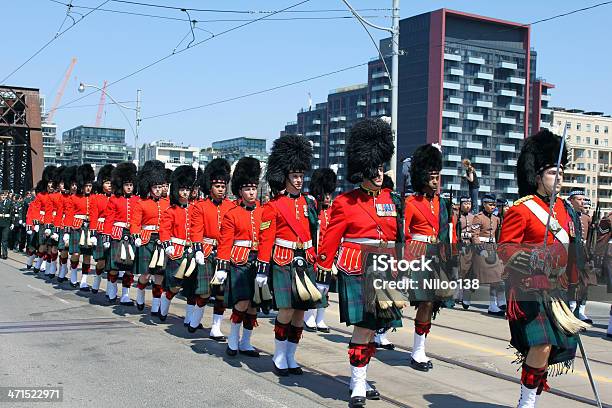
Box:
[52,211,57,216]
[39,211,46,215]
[479,237,496,243]
[275,238,312,250]
[0,214,10,218]
[203,237,217,246]
[411,234,439,244]
[234,240,255,248]
[97,217,105,222]
[142,225,158,231]
[113,222,128,228]
[74,214,89,220]
[343,238,396,248]
[171,237,191,246]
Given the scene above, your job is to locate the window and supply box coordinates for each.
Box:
[595,138,599,145]
[577,123,581,130]
[576,136,581,143]
[605,126,609,134]
[586,137,591,144]
[605,139,609,147]
[586,123,591,132]
[588,150,591,158]
[557,121,562,126]
[566,122,572,129]
[595,125,600,133]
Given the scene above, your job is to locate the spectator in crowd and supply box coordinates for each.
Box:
[462,159,479,214]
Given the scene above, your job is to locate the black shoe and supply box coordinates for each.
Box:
[136,303,145,311]
[349,388,381,401]
[150,310,159,317]
[26,265,32,270]
[273,362,289,377]
[499,304,507,311]
[288,366,303,375]
[108,297,117,305]
[316,326,330,333]
[581,318,593,325]
[303,324,317,333]
[57,277,67,283]
[226,346,238,356]
[69,282,78,288]
[91,288,98,294]
[209,335,226,342]
[187,324,204,333]
[377,342,395,351]
[461,302,470,310]
[409,357,430,372]
[487,310,505,317]
[607,333,612,339]
[238,349,260,357]
[158,313,167,322]
[79,286,90,292]
[183,322,189,327]
[120,300,134,306]
[349,396,366,408]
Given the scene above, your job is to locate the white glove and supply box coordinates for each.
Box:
[27,229,33,235]
[134,237,142,247]
[165,246,175,256]
[103,241,111,249]
[18,220,23,225]
[10,224,14,230]
[63,233,70,245]
[212,270,227,285]
[51,232,59,241]
[34,224,40,232]
[44,228,51,237]
[195,251,205,265]
[479,250,488,257]
[255,273,268,288]
[315,282,329,295]
[90,236,98,246]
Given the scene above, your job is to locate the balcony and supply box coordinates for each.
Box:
[498,61,518,70]
[499,144,516,152]
[448,97,463,105]
[441,168,458,176]
[468,56,486,65]
[474,156,491,164]
[506,159,517,166]
[372,84,390,91]
[505,187,519,194]
[371,97,390,104]
[498,172,514,180]
[476,72,494,80]
[443,140,459,147]
[500,89,517,97]
[479,185,491,192]
[330,116,346,122]
[444,53,462,62]
[507,131,524,139]
[312,119,321,125]
[448,125,462,133]
[500,117,516,125]
[541,108,552,115]
[508,77,526,85]
[443,81,460,90]
[467,85,485,93]
[330,128,346,133]
[356,113,365,118]
[357,101,367,106]
[475,128,492,136]
[508,104,524,112]
[466,113,484,121]
[540,121,551,129]
[466,141,483,149]
[442,110,460,119]
[541,94,551,101]
[305,131,320,136]
[476,100,493,108]
[371,71,389,79]
[446,154,461,162]
[450,68,464,76]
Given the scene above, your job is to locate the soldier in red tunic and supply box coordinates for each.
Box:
[217,157,263,357]
[188,159,235,338]
[404,144,454,372]
[258,135,320,377]
[158,165,200,321]
[26,166,56,274]
[498,130,587,408]
[317,119,403,407]
[91,165,114,294]
[102,163,139,305]
[132,160,170,312]
[304,168,337,333]
[55,166,77,282]
[42,167,64,279]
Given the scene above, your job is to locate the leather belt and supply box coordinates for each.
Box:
[113,222,128,228]
[74,214,89,220]
[234,240,257,249]
[171,237,191,246]
[203,237,217,246]
[142,225,158,231]
[97,217,105,222]
[275,238,312,250]
[411,234,439,244]
[39,211,46,215]
[343,238,395,248]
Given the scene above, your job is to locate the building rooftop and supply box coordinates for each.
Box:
[329,83,367,95]
[552,107,611,117]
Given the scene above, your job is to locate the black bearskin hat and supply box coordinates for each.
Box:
[382,174,395,190]
[265,135,312,195]
[409,144,442,193]
[517,129,567,197]
[76,164,95,194]
[309,168,337,202]
[36,165,57,193]
[137,160,166,199]
[95,164,114,194]
[53,166,65,187]
[60,166,77,190]
[200,158,230,195]
[231,157,261,197]
[111,162,137,195]
[164,168,173,184]
[170,165,197,206]
[346,119,394,184]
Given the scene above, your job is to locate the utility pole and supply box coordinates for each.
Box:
[135,89,142,167]
[390,0,400,183]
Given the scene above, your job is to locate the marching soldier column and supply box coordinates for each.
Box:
[456,196,475,308]
[0,190,14,260]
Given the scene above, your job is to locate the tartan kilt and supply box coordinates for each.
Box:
[135,235,164,275]
[508,287,578,368]
[57,231,67,251]
[93,233,108,261]
[271,253,319,310]
[108,228,134,272]
[226,252,257,308]
[407,243,455,312]
[27,230,39,250]
[69,226,93,256]
[195,254,215,296]
[337,271,402,331]
[164,254,194,291]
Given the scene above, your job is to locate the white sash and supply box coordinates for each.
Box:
[523,200,570,245]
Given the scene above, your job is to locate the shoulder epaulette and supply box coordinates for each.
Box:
[513,195,534,207]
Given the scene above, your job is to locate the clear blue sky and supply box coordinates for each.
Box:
[4,0,611,149]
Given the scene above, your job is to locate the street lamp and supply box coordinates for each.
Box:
[78,82,142,166]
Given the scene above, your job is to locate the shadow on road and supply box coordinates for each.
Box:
[423,394,510,408]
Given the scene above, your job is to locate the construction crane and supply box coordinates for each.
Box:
[94,80,108,127]
[46,57,77,123]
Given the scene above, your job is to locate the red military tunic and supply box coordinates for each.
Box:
[317,188,397,274]
[191,198,235,258]
[65,194,99,231]
[404,194,441,239]
[46,192,62,226]
[57,192,73,229]
[217,202,263,266]
[93,193,112,232]
[26,191,50,227]
[258,193,316,266]
[53,192,70,229]
[103,195,141,239]
[160,203,198,260]
[130,197,170,244]
[317,202,332,243]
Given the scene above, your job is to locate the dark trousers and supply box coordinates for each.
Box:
[0,225,9,258]
[469,188,479,214]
